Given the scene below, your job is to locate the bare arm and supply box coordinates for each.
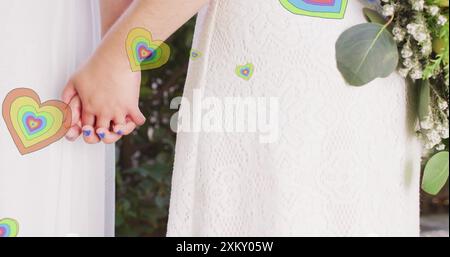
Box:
[99,0,134,37]
[96,0,209,69]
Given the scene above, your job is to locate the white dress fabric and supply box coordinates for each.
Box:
[168,0,421,236]
[0,0,114,237]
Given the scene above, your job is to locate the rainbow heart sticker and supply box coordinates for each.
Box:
[235,63,255,81]
[279,0,348,19]
[0,218,19,237]
[126,27,171,72]
[23,112,46,135]
[2,88,71,155]
[190,49,202,60]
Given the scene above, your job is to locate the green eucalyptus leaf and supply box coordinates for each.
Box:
[336,23,399,86]
[418,79,431,121]
[422,151,449,195]
[363,8,387,25]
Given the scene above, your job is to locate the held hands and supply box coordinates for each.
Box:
[62,0,143,144]
[62,52,145,144]
[61,0,209,144]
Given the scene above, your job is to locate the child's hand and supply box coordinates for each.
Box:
[62,52,145,143]
[64,95,82,141]
[63,94,139,144]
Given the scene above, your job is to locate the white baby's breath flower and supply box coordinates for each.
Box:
[427,129,442,145]
[425,141,437,149]
[427,5,440,16]
[410,67,423,80]
[401,45,414,58]
[393,26,406,42]
[403,57,414,68]
[416,32,428,42]
[440,127,449,139]
[411,0,425,11]
[438,100,448,110]
[420,116,434,129]
[407,22,430,43]
[437,15,448,26]
[407,23,418,34]
[421,42,433,56]
[403,58,414,68]
[436,144,446,151]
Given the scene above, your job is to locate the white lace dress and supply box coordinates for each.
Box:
[167,0,421,236]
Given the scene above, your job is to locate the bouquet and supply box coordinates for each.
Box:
[336,0,449,195]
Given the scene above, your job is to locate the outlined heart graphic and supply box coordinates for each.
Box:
[279,0,348,19]
[235,63,255,81]
[23,112,46,135]
[190,49,202,60]
[126,27,171,72]
[138,45,153,61]
[0,218,19,237]
[2,88,71,155]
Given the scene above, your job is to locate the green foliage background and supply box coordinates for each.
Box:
[115,18,195,237]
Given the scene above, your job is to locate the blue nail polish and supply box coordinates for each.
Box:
[117,130,123,135]
[83,130,91,137]
[98,132,106,139]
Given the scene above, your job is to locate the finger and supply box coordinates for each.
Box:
[62,81,77,104]
[81,112,95,127]
[82,125,100,144]
[129,108,146,126]
[68,95,81,126]
[121,119,137,135]
[112,115,127,135]
[95,115,115,142]
[65,125,81,142]
[95,115,112,138]
[95,127,121,144]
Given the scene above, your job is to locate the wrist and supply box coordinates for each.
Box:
[94,36,131,73]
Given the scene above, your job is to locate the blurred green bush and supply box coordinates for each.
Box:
[115,18,196,237]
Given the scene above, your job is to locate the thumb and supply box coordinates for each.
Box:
[65,125,81,142]
[129,108,146,126]
[68,95,81,126]
[62,80,77,104]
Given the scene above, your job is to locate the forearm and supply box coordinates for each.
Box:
[95,0,208,69]
[99,0,134,37]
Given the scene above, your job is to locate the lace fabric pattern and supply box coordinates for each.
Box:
[167,0,421,236]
